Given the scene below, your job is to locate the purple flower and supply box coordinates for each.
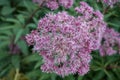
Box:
[58,0,74,9]
[32,0,74,10]
[26,2,106,77]
[98,0,119,7]
[46,1,59,10]
[99,28,120,56]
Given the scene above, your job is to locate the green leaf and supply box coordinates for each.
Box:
[26,70,41,78]
[104,69,113,80]
[104,12,115,20]
[22,54,42,63]
[16,14,25,25]
[14,29,23,43]
[33,17,39,24]
[78,76,83,80]
[17,40,28,56]
[11,55,20,69]
[107,22,119,28]
[1,6,15,16]
[93,71,105,80]
[6,18,20,24]
[0,25,14,30]
[6,18,17,22]
[39,73,51,80]
[0,66,11,77]
[0,53,9,60]
[0,29,13,36]
[104,56,117,67]
[27,23,37,29]
[0,59,10,71]
[34,61,43,69]
[113,69,120,79]
[0,36,9,40]
[94,3,100,10]
[0,41,10,48]
[50,74,57,80]
[64,75,75,80]
[23,0,34,12]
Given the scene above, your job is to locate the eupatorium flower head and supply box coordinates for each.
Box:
[26,2,106,77]
[99,28,120,56]
[98,0,119,7]
[58,0,74,8]
[32,0,74,10]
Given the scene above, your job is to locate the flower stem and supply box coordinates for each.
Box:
[14,69,19,80]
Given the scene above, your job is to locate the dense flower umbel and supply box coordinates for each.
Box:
[26,2,106,77]
[99,28,120,56]
[32,0,74,10]
[75,2,106,50]
[97,0,119,7]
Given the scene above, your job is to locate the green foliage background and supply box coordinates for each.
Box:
[0,0,120,80]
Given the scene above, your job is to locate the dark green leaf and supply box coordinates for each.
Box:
[11,55,20,69]
[1,6,15,16]
[17,40,28,56]
[34,61,43,69]
[0,53,9,60]
[14,29,23,43]
[22,54,42,63]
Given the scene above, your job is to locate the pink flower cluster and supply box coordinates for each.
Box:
[26,2,106,77]
[99,28,120,56]
[32,0,74,10]
[98,0,119,7]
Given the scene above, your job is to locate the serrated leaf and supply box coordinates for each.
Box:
[17,40,28,56]
[104,12,115,20]
[6,18,20,24]
[34,61,43,69]
[22,54,42,63]
[0,26,14,30]
[23,0,33,12]
[14,29,23,43]
[107,22,119,27]
[94,3,100,10]
[1,6,15,16]
[104,69,113,80]
[16,14,25,25]
[26,70,41,78]
[27,23,37,29]
[33,17,39,24]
